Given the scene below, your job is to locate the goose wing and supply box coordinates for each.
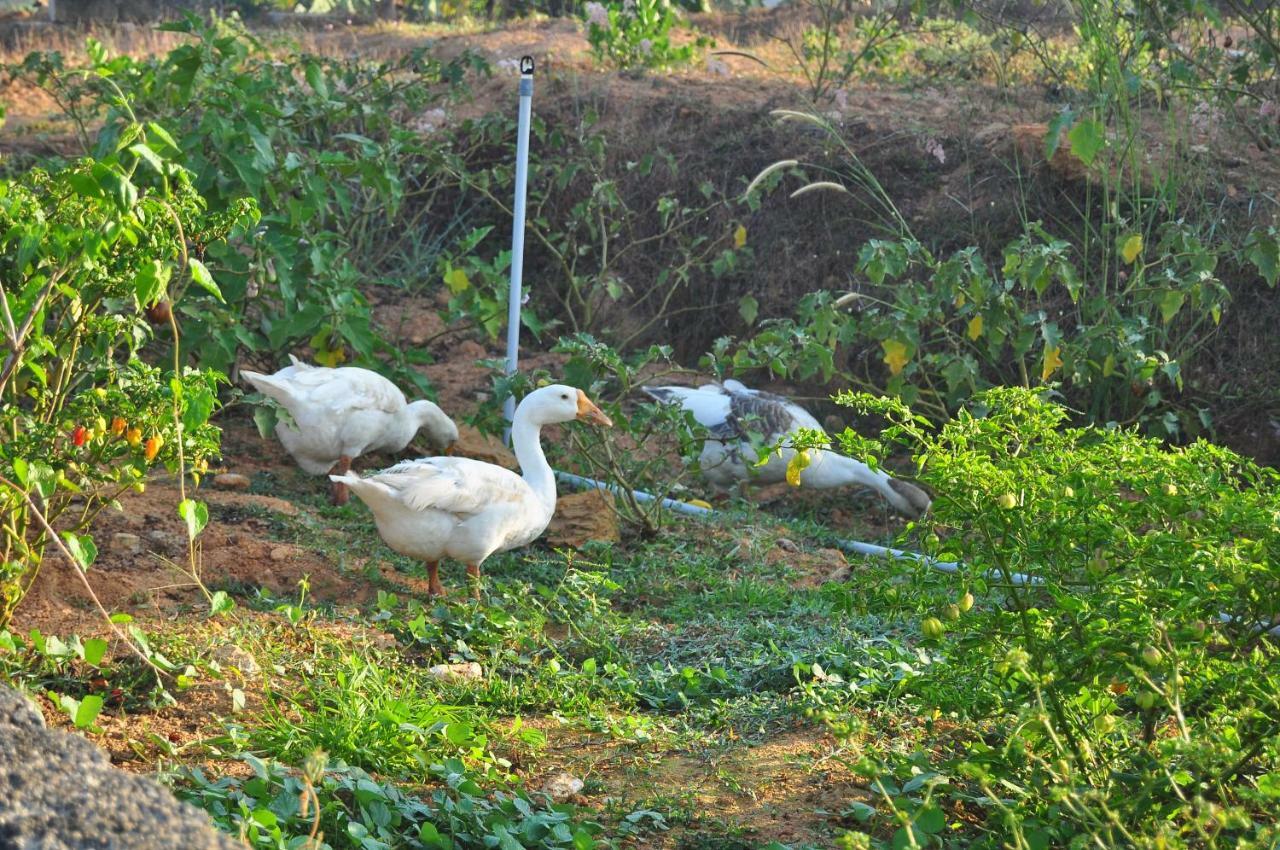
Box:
[368,457,531,517]
[252,365,407,417]
[720,380,822,435]
[641,385,733,432]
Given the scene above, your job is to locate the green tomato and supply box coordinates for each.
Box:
[921,617,945,640]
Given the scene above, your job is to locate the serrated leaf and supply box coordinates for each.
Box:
[129,143,166,175]
[1040,345,1064,382]
[1067,118,1105,166]
[444,267,470,294]
[733,224,747,248]
[1120,233,1143,264]
[188,258,223,302]
[881,339,911,375]
[785,449,811,487]
[146,121,181,152]
[1245,228,1279,287]
[966,314,983,340]
[134,260,172,307]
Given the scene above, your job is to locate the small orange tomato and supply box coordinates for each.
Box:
[144,435,163,462]
[72,425,88,447]
[126,427,143,447]
[111,417,127,438]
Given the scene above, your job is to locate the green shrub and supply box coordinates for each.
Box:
[12,18,488,389]
[813,387,1280,848]
[583,0,710,71]
[174,754,605,850]
[0,124,240,625]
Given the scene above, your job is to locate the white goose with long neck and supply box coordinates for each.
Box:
[332,384,613,597]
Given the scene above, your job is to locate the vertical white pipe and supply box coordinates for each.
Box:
[503,57,535,445]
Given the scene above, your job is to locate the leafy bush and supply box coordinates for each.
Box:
[582,0,710,71]
[12,18,488,389]
[0,123,242,625]
[813,387,1280,848]
[174,753,605,850]
[728,110,1280,435]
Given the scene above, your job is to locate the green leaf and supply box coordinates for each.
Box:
[178,499,209,540]
[82,637,109,666]
[73,694,103,729]
[252,405,278,439]
[738,294,759,326]
[61,532,98,570]
[915,805,945,835]
[188,259,223,302]
[182,385,216,430]
[1245,228,1279,287]
[210,591,235,616]
[1067,118,1105,166]
[146,121,181,153]
[1257,772,1280,798]
[129,143,167,175]
[134,259,172,307]
[1158,290,1186,324]
[12,457,29,487]
[1045,107,1075,158]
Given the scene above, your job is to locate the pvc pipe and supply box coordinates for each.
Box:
[554,471,715,518]
[503,56,535,446]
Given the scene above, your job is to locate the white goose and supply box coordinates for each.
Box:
[242,355,458,505]
[641,379,932,519]
[331,384,613,597]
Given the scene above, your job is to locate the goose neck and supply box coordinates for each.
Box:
[511,413,556,510]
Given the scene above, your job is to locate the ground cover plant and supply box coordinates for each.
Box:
[0,2,1278,849]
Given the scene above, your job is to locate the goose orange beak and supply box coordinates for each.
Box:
[575,390,613,427]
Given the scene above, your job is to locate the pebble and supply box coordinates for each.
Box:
[269,546,290,562]
[540,771,584,802]
[111,533,142,555]
[211,644,259,678]
[776,538,800,553]
[427,662,483,682]
[213,473,251,490]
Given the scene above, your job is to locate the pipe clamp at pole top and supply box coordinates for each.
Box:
[520,56,535,75]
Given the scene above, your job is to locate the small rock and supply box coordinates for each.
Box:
[146,530,183,554]
[269,546,291,562]
[112,532,142,555]
[540,771,584,803]
[427,662,483,682]
[211,645,259,678]
[370,632,397,651]
[452,425,516,469]
[775,538,800,553]
[213,473,251,490]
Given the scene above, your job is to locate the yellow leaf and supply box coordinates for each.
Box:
[954,292,966,308]
[734,225,747,249]
[444,267,470,294]
[687,498,713,509]
[966,315,984,341]
[1102,353,1115,377]
[1040,345,1064,382]
[314,346,346,367]
[881,339,910,376]
[785,450,811,487]
[1121,234,1143,264]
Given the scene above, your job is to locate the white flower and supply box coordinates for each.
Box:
[639,38,653,55]
[584,1,609,29]
[414,108,447,134]
[924,137,946,165]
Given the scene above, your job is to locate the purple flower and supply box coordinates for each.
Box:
[585,1,609,29]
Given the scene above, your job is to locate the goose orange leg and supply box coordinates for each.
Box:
[466,564,482,599]
[328,455,352,506]
[426,562,445,597]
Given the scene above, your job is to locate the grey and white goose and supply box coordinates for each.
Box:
[641,379,932,519]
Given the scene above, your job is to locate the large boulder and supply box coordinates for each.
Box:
[0,687,241,850]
